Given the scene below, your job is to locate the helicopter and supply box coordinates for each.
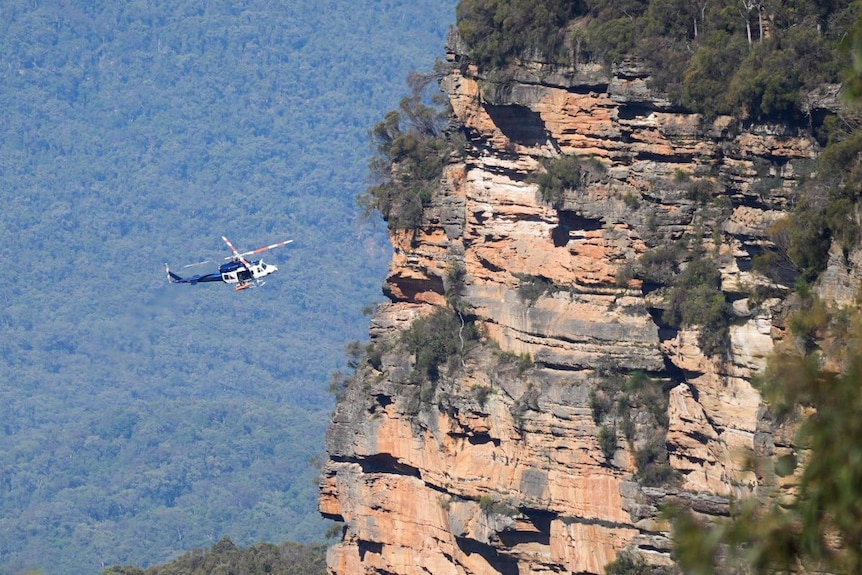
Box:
[165,236,293,291]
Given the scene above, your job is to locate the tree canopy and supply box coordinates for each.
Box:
[455,0,856,120]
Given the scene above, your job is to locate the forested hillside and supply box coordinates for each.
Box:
[0,1,457,574]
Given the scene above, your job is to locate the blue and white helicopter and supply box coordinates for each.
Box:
[165,236,292,291]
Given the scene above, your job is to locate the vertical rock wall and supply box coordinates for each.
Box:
[320,48,837,574]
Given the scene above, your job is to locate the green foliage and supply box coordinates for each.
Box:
[583,16,640,66]
[844,10,862,99]
[589,388,613,425]
[530,154,604,207]
[516,273,557,304]
[445,261,468,308]
[788,295,830,348]
[685,179,716,204]
[634,431,677,487]
[756,210,828,285]
[103,537,326,575]
[756,125,862,287]
[663,258,730,357]
[621,192,641,209]
[726,27,836,120]
[496,349,535,374]
[598,425,617,460]
[472,384,494,407]
[329,339,384,400]
[402,307,479,383]
[674,321,862,573]
[455,0,855,120]
[590,371,675,485]
[362,84,457,231]
[636,244,682,285]
[456,0,589,68]
[478,495,518,517]
[604,548,657,575]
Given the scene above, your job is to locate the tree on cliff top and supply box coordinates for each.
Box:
[456,0,588,68]
[454,0,854,120]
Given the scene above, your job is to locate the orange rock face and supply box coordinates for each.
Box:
[320,49,836,574]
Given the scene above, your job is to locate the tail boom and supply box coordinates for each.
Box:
[164,264,221,285]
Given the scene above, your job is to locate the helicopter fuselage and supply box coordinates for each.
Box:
[218,258,277,285]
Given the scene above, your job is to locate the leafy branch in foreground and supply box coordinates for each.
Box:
[673,310,862,574]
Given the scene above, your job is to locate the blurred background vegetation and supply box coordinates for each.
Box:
[0,1,457,573]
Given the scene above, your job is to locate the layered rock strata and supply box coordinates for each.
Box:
[320,46,841,574]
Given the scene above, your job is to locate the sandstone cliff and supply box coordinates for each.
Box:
[319,41,847,574]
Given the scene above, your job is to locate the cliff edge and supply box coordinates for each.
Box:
[319,40,851,574]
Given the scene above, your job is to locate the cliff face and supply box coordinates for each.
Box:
[320,46,845,574]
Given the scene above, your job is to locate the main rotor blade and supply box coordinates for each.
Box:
[221,236,241,256]
[183,259,214,268]
[234,239,293,258]
[222,236,253,269]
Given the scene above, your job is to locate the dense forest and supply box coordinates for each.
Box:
[0,1,457,574]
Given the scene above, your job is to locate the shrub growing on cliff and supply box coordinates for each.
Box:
[635,430,677,487]
[531,155,583,206]
[495,348,534,374]
[591,371,676,484]
[663,257,730,357]
[755,125,862,288]
[402,306,478,383]
[516,273,557,305]
[361,77,456,231]
[529,154,606,208]
[604,548,662,575]
[478,494,518,517]
[598,424,617,460]
[589,388,613,425]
